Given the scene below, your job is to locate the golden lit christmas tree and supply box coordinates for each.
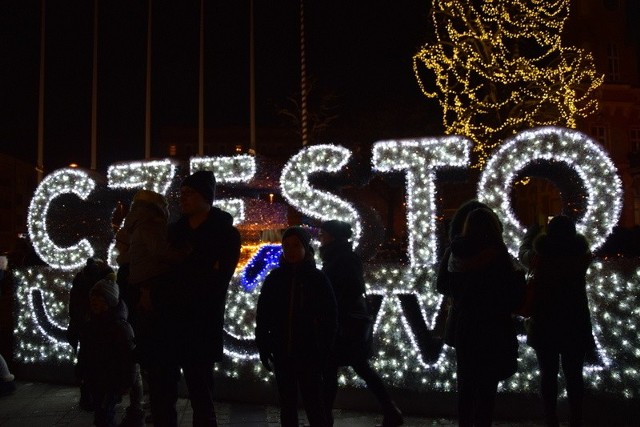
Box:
[413,0,603,168]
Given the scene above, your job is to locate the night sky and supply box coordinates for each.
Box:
[0,0,436,172]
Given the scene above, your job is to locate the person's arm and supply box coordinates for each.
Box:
[142,222,191,266]
[317,272,338,358]
[114,226,131,265]
[217,225,241,287]
[255,274,275,370]
[519,224,542,268]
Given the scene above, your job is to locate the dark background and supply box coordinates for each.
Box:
[0,0,438,172]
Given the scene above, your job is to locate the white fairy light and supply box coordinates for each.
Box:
[280,144,363,248]
[477,126,622,256]
[106,159,178,269]
[27,168,97,270]
[190,155,256,183]
[13,267,75,363]
[107,159,177,194]
[14,130,640,399]
[191,155,257,225]
[372,136,471,267]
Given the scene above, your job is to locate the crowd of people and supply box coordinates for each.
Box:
[436,201,594,427]
[0,169,595,427]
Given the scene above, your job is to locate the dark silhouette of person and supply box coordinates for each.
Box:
[438,200,493,347]
[67,257,114,411]
[115,189,190,427]
[77,277,135,427]
[519,215,594,427]
[147,171,241,427]
[256,226,337,427]
[436,206,524,427]
[318,220,403,427]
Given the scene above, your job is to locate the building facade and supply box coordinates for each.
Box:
[570,0,640,226]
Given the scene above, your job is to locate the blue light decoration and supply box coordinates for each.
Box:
[13,128,640,399]
[239,244,282,292]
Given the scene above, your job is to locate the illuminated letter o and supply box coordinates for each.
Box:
[477,127,623,255]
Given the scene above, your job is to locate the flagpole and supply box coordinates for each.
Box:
[90,0,98,170]
[299,0,308,146]
[145,0,152,159]
[249,0,256,153]
[198,0,204,156]
[37,0,46,181]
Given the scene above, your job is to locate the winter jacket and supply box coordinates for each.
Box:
[520,232,595,352]
[77,300,135,392]
[320,240,372,364]
[116,200,189,285]
[256,259,338,363]
[162,207,241,363]
[436,236,525,381]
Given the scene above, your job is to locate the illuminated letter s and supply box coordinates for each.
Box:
[280,145,363,248]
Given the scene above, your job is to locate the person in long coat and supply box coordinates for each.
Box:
[519,215,594,427]
[256,226,337,427]
[436,207,524,427]
[318,220,402,427]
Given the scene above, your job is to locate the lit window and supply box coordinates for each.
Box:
[169,144,177,156]
[591,125,609,149]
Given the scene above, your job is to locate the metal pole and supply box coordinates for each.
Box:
[198,0,204,156]
[145,0,152,159]
[90,0,98,170]
[299,0,308,146]
[249,0,256,153]
[37,0,46,181]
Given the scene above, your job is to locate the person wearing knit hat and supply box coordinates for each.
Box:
[319,220,403,427]
[90,277,120,309]
[319,220,353,242]
[281,226,315,261]
[80,277,136,427]
[181,170,216,206]
[256,226,337,426]
[144,169,240,426]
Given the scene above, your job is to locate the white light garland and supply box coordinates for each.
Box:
[477,127,622,255]
[191,155,257,225]
[13,268,75,364]
[107,159,177,194]
[372,136,471,267]
[27,168,96,270]
[106,159,177,269]
[15,131,640,400]
[16,260,640,397]
[190,155,256,183]
[280,144,363,248]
